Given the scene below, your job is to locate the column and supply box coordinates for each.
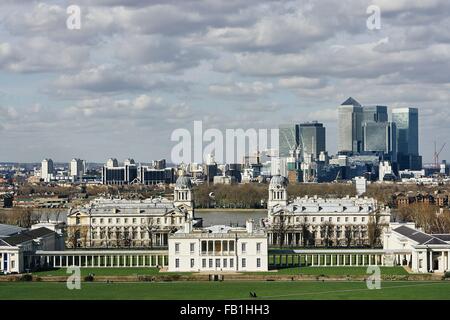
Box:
[356,254,359,266]
[429,250,433,272]
[441,251,445,272]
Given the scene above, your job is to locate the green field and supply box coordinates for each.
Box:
[26,266,409,277]
[31,268,163,277]
[263,266,409,275]
[0,281,448,300]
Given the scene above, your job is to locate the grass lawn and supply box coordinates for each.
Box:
[266,266,409,276]
[30,268,189,277]
[0,281,448,300]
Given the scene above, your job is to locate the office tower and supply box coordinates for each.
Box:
[102,158,138,185]
[278,124,299,157]
[392,108,422,170]
[299,121,326,160]
[338,97,363,153]
[362,122,397,161]
[41,158,54,182]
[106,158,119,168]
[362,105,388,123]
[70,158,85,178]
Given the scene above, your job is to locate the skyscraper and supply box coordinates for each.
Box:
[278,124,299,157]
[41,158,54,182]
[362,105,388,123]
[362,121,397,162]
[70,158,85,179]
[392,108,421,170]
[299,121,326,160]
[338,97,363,153]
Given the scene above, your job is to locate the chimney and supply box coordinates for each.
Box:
[246,219,254,234]
[184,220,192,233]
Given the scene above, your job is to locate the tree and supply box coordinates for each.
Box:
[368,209,387,248]
[272,214,291,248]
[300,222,311,247]
[143,217,160,249]
[344,225,354,247]
[321,221,335,247]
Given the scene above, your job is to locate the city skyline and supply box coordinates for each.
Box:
[1,1,450,163]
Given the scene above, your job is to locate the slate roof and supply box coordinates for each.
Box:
[0,227,55,246]
[433,234,450,242]
[394,225,449,245]
[0,224,26,238]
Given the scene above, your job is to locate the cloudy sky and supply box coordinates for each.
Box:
[1,0,450,163]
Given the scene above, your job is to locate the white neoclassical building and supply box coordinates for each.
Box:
[66,175,197,248]
[383,223,450,273]
[0,227,63,274]
[266,175,391,247]
[168,219,268,272]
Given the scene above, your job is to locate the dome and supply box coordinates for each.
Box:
[176,175,192,189]
[269,175,288,188]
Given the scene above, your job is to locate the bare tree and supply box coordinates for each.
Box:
[321,221,335,247]
[272,214,291,248]
[344,225,354,247]
[143,218,160,249]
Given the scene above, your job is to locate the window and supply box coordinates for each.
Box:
[230,258,234,268]
[175,243,180,253]
[223,259,227,268]
[229,240,235,252]
[337,217,341,222]
[108,218,112,224]
[215,259,220,268]
[209,259,213,268]
[175,258,179,268]
[362,217,366,222]
[92,218,96,224]
[201,241,207,254]
[321,217,324,222]
[208,241,213,253]
[202,259,206,268]
[345,217,349,222]
[124,218,128,223]
[222,241,228,252]
[132,218,137,224]
[141,218,145,224]
[353,217,357,222]
[190,243,195,253]
[329,217,332,222]
[116,218,120,223]
[241,242,247,253]
[242,258,246,268]
[257,258,261,268]
[312,217,316,222]
[100,218,104,224]
[256,242,261,253]
[190,259,195,268]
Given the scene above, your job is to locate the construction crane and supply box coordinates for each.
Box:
[434,141,446,169]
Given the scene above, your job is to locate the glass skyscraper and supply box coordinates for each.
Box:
[338,97,363,153]
[362,121,397,161]
[278,124,299,157]
[299,121,326,160]
[392,108,421,169]
[362,105,388,123]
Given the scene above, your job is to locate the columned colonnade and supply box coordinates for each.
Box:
[28,250,169,269]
